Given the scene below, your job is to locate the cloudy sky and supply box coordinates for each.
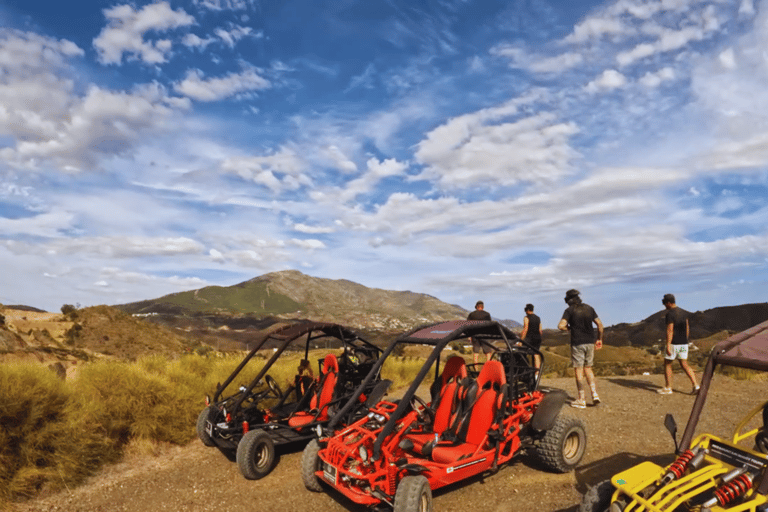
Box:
[0,0,766,327]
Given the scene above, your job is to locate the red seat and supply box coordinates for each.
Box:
[408,356,468,452]
[288,354,339,427]
[431,360,506,464]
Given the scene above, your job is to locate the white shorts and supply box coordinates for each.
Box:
[665,344,689,361]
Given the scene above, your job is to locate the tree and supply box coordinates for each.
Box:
[61,304,78,319]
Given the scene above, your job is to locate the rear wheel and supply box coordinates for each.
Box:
[196,406,216,447]
[301,439,324,492]
[237,430,275,480]
[393,475,432,512]
[534,413,586,473]
[579,479,615,512]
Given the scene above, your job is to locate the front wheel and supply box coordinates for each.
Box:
[196,406,216,447]
[534,413,587,473]
[579,479,615,512]
[301,439,325,492]
[236,429,276,480]
[393,475,432,512]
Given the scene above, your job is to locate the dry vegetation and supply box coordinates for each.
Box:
[0,302,757,510]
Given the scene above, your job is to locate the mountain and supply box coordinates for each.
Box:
[598,302,768,347]
[116,270,471,331]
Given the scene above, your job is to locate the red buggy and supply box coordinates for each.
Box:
[302,320,586,511]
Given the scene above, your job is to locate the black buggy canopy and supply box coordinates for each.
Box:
[679,319,768,455]
[396,319,519,346]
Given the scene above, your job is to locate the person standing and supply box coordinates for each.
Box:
[520,303,543,371]
[657,294,699,395]
[467,300,492,364]
[558,289,604,409]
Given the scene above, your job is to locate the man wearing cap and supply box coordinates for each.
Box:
[467,301,492,364]
[558,289,604,409]
[657,294,699,395]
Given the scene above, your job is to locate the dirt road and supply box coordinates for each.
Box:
[13,373,767,512]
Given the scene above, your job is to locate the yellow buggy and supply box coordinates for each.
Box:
[580,320,768,512]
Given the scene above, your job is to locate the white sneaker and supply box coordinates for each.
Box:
[570,399,587,409]
[692,385,700,394]
[656,387,672,395]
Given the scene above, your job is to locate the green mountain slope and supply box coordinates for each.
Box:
[117,270,469,330]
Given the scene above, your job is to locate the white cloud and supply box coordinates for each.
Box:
[93,2,195,65]
[638,67,676,88]
[290,239,327,250]
[0,209,75,237]
[43,236,205,258]
[192,0,257,11]
[182,33,215,50]
[0,79,188,171]
[335,157,408,202]
[585,69,627,93]
[220,147,311,193]
[491,44,584,74]
[718,48,737,70]
[174,68,271,101]
[214,25,260,48]
[321,145,358,173]
[563,15,630,44]
[414,101,580,188]
[293,223,336,234]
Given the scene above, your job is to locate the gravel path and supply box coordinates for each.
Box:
[12,373,767,512]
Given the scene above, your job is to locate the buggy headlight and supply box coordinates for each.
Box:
[358,445,369,462]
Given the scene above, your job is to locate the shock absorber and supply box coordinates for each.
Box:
[662,447,707,483]
[703,472,753,508]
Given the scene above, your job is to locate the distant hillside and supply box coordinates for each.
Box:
[602,302,768,347]
[117,270,470,331]
[0,305,198,372]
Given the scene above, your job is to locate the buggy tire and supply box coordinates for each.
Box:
[237,430,275,480]
[534,413,586,473]
[196,406,216,447]
[579,479,615,512]
[393,475,432,512]
[301,439,324,492]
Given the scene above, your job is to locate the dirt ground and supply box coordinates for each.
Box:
[11,372,768,512]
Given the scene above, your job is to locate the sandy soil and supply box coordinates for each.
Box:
[11,372,768,512]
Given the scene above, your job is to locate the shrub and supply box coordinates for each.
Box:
[449,341,468,354]
[60,304,78,320]
[0,364,114,502]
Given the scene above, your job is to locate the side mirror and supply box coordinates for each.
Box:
[665,413,679,452]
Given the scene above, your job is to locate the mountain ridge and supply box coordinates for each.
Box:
[116,269,482,331]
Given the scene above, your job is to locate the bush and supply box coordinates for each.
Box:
[0,364,115,502]
[449,341,468,354]
[60,304,78,320]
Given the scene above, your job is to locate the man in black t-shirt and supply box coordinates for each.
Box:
[657,294,699,395]
[520,303,542,371]
[558,289,604,409]
[467,301,492,364]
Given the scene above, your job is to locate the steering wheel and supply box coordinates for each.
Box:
[265,375,283,399]
[410,394,435,425]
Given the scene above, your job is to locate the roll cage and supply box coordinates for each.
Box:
[211,321,382,419]
[327,320,542,460]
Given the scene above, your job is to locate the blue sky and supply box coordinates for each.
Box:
[0,0,766,328]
